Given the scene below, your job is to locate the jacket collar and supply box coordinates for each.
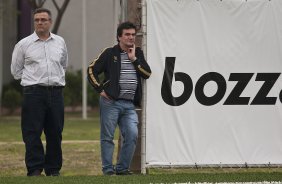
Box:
[113,44,125,53]
[112,44,121,62]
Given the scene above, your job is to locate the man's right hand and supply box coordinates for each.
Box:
[100,90,111,100]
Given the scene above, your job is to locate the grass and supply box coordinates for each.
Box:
[0,113,282,183]
[0,114,118,142]
[0,142,104,176]
[1,172,282,184]
[0,113,119,177]
[0,116,22,142]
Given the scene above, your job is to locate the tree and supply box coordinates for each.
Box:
[26,0,70,34]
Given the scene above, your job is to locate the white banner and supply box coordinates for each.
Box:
[146,0,282,166]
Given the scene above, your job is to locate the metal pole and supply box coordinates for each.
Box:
[0,2,3,115]
[120,0,127,22]
[82,0,87,119]
[141,0,147,175]
[113,0,118,44]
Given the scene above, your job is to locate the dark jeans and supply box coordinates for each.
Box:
[21,85,64,176]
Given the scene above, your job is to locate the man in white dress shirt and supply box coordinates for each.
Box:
[11,8,68,176]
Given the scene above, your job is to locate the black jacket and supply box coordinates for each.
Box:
[87,44,151,107]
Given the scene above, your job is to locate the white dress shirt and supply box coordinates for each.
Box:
[11,32,68,86]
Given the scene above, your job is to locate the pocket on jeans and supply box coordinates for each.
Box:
[102,97,114,105]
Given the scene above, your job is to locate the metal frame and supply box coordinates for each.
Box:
[141,0,147,175]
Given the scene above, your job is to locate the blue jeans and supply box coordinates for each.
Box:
[21,86,64,176]
[99,96,138,174]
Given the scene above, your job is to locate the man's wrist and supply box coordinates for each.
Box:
[131,57,137,62]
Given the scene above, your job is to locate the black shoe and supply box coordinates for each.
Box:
[27,170,43,176]
[116,170,133,175]
[46,172,60,176]
[104,170,115,176]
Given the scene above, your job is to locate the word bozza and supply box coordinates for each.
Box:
[161,57,282,106]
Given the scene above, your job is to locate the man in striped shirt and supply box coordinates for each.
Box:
[87,21,151,175]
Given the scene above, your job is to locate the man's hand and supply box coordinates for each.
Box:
[128,44,136,61]
[100,90,111,100]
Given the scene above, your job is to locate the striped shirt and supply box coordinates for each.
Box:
[118,52,138,101]
[11,32,68,86]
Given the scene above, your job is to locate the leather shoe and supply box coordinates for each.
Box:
[104,170,115,176]
[46,171,60,176]
[27,170,43,176]
[116,170,133,175]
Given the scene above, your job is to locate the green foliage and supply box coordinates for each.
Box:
[1,70,100,111]
[2,89,21,114]
[2,80,22,94]
[87,82,99,107]
[64,71,83,107]
[64,70,100,107]
[1,80,22,113]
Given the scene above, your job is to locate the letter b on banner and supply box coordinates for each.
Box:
[161,57,193,106]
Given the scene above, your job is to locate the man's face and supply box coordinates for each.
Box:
[34,12,52,34]
[118,28,136,48]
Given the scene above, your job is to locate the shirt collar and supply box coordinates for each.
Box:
[31,31,54,42]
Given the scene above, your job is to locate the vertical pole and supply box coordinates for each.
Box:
[82,0,87,119]
[120,0,128,22]
[0,1,3,115]
[113,0,119,44]
[140,0,147,175]
[127,0,143,174]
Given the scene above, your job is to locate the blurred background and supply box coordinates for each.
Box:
[0,0,143,116]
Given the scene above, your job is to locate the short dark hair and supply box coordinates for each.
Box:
[116,21,137,42]
[33,8,52,19]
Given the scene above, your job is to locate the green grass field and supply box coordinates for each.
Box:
[1,173,282,184]
[0,114,282,183]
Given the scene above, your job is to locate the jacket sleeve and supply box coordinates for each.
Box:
[132,48,152,79]
[87,48,108,93]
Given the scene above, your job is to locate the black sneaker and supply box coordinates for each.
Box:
[46,172,60,176]
[116,170,133,175]
[104,170,115,176]
[27,170,44,176]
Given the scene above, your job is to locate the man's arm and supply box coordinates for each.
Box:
[62,41,68,72]
[87,48,108,93]
[11,44,25,80]
[131,47,151,79]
